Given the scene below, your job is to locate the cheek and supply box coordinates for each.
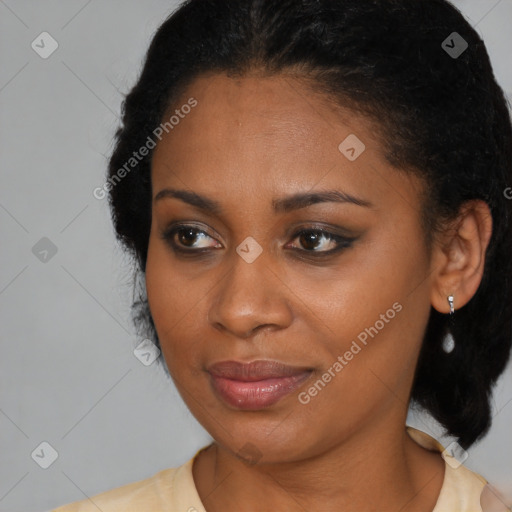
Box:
[145,239,176,331]
[294,226,432,403]
[145,235,203,365]
[146,225,207,321]
[145,230,238,392]
[289,226,429,345]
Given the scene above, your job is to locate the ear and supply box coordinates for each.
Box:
[430,200,493,314]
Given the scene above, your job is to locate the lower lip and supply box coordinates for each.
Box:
[209,372,312,410]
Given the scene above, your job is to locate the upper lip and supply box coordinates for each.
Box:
[207,360,312,381]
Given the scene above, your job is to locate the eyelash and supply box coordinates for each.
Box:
[161,224,356,257]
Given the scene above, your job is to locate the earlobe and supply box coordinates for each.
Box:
[430,200,493,314]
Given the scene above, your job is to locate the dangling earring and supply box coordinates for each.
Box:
[442,294,455,353]
[447,294,455,315]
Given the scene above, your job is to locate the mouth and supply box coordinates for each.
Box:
[207,360,313,410]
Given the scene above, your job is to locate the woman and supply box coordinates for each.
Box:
[53,0,512,510]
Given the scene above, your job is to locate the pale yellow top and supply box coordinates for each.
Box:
[52,428,487,512]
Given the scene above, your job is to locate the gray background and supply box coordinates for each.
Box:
[0,1,511,511]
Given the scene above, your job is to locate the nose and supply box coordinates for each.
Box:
[207,251,294,339]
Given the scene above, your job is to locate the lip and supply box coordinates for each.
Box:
[207,360,313,410]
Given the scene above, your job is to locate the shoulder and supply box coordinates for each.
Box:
[51,467,179,512]
[51,448,209,512]
[434,462,487,512]
[407,427,488,512]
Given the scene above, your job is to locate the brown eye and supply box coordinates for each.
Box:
[162,225,222,251]
[299,231,328,251]
[178,228,202,247]
[292,230,343,252]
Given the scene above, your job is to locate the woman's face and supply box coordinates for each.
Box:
[146,73,435,463]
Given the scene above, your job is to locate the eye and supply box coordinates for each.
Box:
[286,229,354,254]
[161,225,222,252]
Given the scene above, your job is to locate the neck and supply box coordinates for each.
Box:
[193,417,445,512]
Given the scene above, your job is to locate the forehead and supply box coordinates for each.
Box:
[155,75,371,169]
[150,72,422,217]
[161,72,379,142]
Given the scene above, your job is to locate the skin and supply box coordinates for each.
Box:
[146,72,492,512]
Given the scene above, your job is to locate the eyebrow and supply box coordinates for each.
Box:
[154,188,373,214]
